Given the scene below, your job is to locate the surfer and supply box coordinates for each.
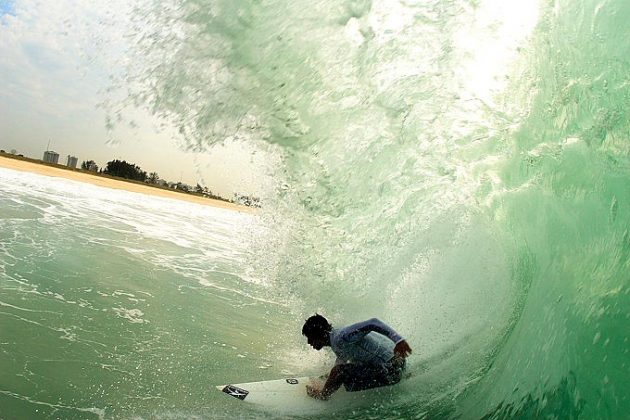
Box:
[302,314,412,400]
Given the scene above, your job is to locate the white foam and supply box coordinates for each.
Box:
[112,307,149,324]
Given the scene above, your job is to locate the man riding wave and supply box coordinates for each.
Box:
[302,314,412,400]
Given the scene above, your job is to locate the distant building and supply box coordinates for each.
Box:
[66,155,78,168]
[43,150,59,164]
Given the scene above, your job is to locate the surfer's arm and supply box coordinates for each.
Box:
[340,318,405,344]
[306,364,345,400]
[341,318,412,358]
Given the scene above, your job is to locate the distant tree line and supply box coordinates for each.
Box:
[234,193,261,208]
[76,157,251,206]
[102,159,147,182]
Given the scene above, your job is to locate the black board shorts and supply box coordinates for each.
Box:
[341,358,406,392]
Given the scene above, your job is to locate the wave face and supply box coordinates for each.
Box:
[122,0,629,418]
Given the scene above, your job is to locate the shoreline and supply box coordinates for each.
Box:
[0,155,255,213]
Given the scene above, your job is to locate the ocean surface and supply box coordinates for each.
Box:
[2,0,629,418]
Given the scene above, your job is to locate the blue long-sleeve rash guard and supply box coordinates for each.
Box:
[329,318,405,367]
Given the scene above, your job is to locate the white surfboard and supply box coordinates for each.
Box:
[215,376,354,413]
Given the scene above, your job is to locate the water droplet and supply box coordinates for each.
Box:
[593,332,601,344]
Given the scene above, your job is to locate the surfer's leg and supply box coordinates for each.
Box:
[341,364,385,392]
[344,359,406,392]
[384,357,406,385]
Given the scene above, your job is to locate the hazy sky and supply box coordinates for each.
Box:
[0,0,270,197]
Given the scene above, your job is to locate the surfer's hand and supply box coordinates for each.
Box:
[394,340,412,358]
[306,384,329,400]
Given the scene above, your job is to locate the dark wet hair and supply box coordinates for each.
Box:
[302,314,332,337]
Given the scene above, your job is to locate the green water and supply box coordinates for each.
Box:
[0,175,291,418]
[2,0,630,418]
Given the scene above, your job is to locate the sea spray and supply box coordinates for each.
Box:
[114,0,630,417]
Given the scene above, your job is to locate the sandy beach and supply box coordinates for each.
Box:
[0,155,254,213]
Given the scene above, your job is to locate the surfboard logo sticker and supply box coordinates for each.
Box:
[222,385,249,400]
[286,378,299,385]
